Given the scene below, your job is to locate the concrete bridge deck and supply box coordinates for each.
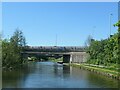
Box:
[22,51,86,55]
[22,46,88,63]
[24,46,86,52]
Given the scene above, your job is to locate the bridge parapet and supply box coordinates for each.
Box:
[24,46,85,52]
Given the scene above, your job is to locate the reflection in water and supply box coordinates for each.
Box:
[2,61,119,88]
[63,65,70,78]
[87,71,119,88]
[3,65,29,88]
[53,63,63,78]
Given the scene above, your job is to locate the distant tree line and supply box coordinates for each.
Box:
[2,28,26,69]
[86,21,120,67]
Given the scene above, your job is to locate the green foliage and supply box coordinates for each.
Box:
[2,28,26,69]
[84,35,93,47]
[28,56,37,61]
[114,20,120,32]
[114,21,120,71]
[87,21,119,67]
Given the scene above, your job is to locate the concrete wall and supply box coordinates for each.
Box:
[63,52,88,63]
[70,52,88,63]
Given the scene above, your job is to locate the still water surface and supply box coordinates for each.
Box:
[2,61,119,88]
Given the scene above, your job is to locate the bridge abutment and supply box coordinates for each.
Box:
[70,52,88,63]
[63,52,88,63]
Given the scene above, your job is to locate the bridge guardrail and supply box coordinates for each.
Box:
[23,46,86,52]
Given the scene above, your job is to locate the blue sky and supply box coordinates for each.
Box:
[2,2,118,46]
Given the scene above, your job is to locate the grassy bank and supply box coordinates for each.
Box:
[50,57,63,63]
[69,63,120,80]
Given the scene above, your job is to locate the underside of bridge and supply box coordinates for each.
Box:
[63,55,70,63]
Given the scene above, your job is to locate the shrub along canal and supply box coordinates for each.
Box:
[2,61,119,88]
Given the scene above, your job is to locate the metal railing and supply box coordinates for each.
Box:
[24,46,86,52]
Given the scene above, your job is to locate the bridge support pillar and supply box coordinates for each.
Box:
[71,53,88,63]
[63,55,70,63]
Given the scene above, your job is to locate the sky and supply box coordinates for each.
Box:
[2,2,118,46]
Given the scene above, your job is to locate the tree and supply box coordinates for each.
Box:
[0,32,2,66]
[10,28,26,64]
[10,28,26,47]
[114,21,120,69]
[84,35,93,47]
[86,21,119,67]
[2,28,26,69]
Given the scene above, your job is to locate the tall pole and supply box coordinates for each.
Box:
[109,13,113,36]
[55,34,57,46]
[93,26,96,38]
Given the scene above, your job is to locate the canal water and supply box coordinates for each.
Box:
[2,61,119,88]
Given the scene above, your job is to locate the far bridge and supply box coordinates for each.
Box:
[22,46,89,63]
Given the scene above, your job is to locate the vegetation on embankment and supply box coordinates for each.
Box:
[70,63,120,80]
[67,21,120,80]
[86,33,118,67]
[85,21,120,73]
[49,57,63,62]
[28,56,49,62]
[2,28,27,70]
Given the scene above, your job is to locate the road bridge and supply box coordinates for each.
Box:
[22,46,89,63]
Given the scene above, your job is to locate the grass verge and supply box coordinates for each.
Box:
[70,63,120,80]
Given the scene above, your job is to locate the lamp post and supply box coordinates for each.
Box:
[93,26,96,38]
[109,13,113,37]
[55,34,57,46]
